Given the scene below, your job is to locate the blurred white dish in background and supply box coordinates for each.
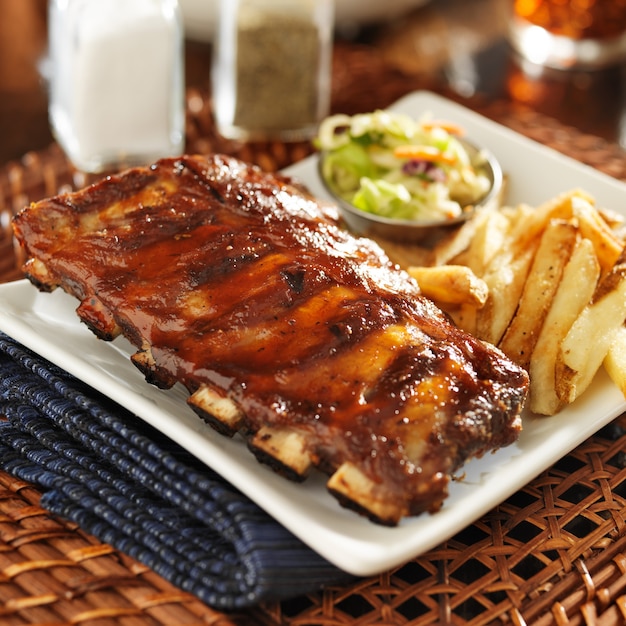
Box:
[179,0,431,41]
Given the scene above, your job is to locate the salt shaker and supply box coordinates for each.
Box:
[48,0,185,173]
[212,0,334,142]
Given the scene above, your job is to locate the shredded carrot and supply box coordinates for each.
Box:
[393,145,457,165]
[421,120,466,136]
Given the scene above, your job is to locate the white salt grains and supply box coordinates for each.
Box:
[49,0,185,173]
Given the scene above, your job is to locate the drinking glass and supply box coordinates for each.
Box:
[509,0,626,69]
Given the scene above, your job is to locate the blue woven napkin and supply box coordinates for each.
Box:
[0,332,352,610]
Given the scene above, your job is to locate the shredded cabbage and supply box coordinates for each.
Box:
[316,110,491,223]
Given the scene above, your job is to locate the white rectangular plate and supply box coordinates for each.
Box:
[2,91,626,577]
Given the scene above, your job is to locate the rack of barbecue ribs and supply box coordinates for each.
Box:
[12,154,528,525]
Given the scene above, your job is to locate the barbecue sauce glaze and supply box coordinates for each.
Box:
[13,154,528,523]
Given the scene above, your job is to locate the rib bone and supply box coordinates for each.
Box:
[188,384,245,436]
[248,426,313,481]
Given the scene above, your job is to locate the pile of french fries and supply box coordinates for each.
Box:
[408,189,626,415]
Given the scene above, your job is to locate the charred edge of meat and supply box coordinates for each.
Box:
[327,462,409,526]
[131,347,178,390]
[22,258,57,292]
[23,273,56,293]
[76,296,122,342]
[247,426,313,482]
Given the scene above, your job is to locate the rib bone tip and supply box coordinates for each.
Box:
[248,426,312,481]
[188,385,244,436]
[327,462,405,526]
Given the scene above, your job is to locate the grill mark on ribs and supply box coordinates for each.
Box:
[12,154,528,525]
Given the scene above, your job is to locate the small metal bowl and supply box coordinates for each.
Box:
[318,138,503,244]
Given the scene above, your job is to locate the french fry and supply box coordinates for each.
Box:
[431,204,499,266]
[474,232,539,346]
[555,261,626,406]
[530,188,595,224]
[413,187,626,416]
[408,265,488,307]
[500,203,536,229]
[499,189,592,252]
[571,195,623,276]
[603,326,626,398]
[598,206,626,231]
[603,325,626,399]
[499,218,579,370]
[463,207,511,276]
[471,196,586,345]
[529,238,600,415]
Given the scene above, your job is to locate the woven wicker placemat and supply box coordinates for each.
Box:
[2,42,626,625]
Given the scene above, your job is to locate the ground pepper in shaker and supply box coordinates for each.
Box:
[212,0,334,142]
[48,0,185,174]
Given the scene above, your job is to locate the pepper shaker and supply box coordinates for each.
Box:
[212,0,334,142]
[48,0,185,173]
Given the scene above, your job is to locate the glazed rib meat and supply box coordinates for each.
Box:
[12,154,528,525]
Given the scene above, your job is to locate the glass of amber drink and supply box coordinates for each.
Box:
[509,0,626,69]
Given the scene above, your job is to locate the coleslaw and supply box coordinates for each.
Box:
[316,110,492,223]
